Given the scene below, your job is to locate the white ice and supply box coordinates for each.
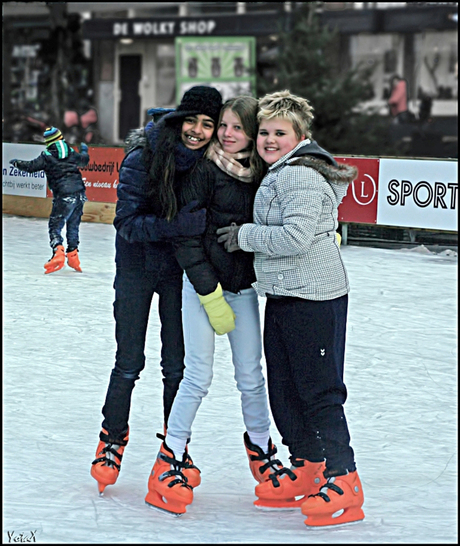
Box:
[2,214,458,544]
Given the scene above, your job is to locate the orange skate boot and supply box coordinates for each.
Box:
[254,457,326,510]
[44,245,65,274]
[301,470,365,527]
[66,248,82,272]
[145,442,194,516]
[157,430,201,489]
[183,448,201,489]
[90,428,129,495]
[243,432,283,484]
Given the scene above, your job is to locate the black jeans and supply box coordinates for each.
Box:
[101,267,185,440]
[263,294,356,474]
[48,191,87,251]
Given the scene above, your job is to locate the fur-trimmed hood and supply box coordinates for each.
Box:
[289,155,358,185]
[287,140,358,185]
[124,127,148,154]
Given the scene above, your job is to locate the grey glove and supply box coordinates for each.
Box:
[216,223,241,253]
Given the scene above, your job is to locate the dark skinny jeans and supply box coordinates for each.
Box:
[101,266,185,440]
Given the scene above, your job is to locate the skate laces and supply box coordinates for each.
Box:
[157,432,199,472]
[311,476,344,502]
[267,465,297,487]
[158,450,193,490]
[253,444,284,475]
[92,431,128,470]
[267,455,321,487]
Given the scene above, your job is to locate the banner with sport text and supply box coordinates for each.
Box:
[2,143,457,232]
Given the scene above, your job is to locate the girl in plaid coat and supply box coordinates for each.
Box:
[217,90,364,528]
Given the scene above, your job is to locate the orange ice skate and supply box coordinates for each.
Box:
[254,458,326,510]
[90,428,129,495]
[301,470,365,527]
[44,245,65,274]
[157,429,201,488]
[66,249,82,272]
[145,442,193,516]
[243,432,283,484]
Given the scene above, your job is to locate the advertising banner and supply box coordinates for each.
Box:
[2,143,47,198]
[2,143,124,203]
[3,143,457,232]
[336,157,380,224]
[377,158,458,231]
[78,147,126,203]
[175,36,256,102]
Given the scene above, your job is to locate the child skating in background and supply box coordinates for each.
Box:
[217,90,364,528]
[9,127,89,274]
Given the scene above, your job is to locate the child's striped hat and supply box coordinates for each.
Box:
[43,127,64,146]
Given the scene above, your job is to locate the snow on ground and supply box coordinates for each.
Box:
[3,214,458,544]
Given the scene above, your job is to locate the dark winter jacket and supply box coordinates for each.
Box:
[114,122,206,272]
[174,158,258,296]
[14,141,89,197]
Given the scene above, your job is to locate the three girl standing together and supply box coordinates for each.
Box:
[91,85,365,528]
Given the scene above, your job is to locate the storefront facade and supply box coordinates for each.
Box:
[3,2,458,148]
[82,11,286,143]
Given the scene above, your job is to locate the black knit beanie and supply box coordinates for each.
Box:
[165,86,223,125]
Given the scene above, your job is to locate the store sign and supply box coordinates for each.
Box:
[175,37,256,102]
[82,14,282,40]
[113,19,217,37]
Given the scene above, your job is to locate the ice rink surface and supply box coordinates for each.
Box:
[3,214,458,544]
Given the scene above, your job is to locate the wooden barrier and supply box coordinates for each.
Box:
[2,195,116,224]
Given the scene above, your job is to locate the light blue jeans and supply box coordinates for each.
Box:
[166,275,271,441]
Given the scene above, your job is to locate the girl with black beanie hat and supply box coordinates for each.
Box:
[91,86,222,499]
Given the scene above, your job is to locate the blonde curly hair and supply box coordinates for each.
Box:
[257,90,314,140]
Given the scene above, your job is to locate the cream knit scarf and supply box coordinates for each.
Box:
[205,141,254,183]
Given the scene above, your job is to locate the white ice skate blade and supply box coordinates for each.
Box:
[305,518,364,530]
[254,504,301,512]
[145,501,183,518]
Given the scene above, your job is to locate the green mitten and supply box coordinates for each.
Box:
[198,283,236,335]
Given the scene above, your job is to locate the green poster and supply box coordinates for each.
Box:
[175,37,256,103]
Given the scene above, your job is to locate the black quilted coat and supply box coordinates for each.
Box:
[174,158,258,296]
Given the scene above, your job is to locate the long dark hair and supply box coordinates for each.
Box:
[143,121,182,220]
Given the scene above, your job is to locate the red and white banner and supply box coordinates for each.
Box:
[336,157,379,224]
[3,143,458,232]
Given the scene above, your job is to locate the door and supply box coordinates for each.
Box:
[118,55,141,141]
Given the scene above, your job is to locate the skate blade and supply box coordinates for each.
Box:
[254,497,304,510]
[145,489,190,516]
[304,507,365,528]
[44,263,65,274]
[145,501,184,518]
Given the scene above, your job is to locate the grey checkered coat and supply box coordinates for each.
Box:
[238,140,358,301]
